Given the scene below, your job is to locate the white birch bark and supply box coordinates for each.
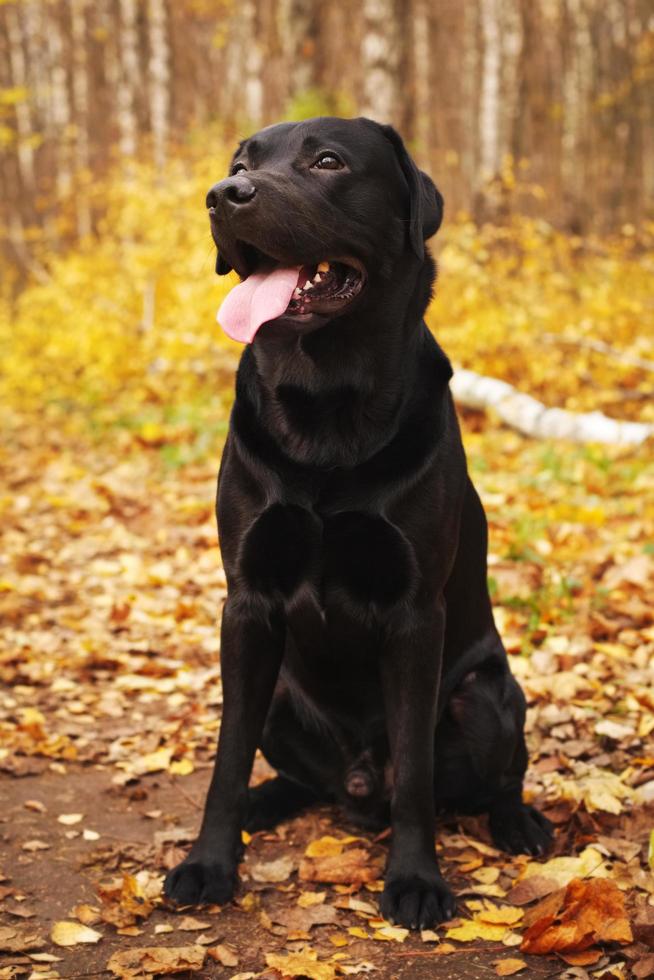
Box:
[479,0,501,178]
[5,3,36,191]
[361,0,399,122]
[243,0,263,125]
[118,0,139,160]
[71,0,92,237]
[147,0,170,171]
[451,369,653,446]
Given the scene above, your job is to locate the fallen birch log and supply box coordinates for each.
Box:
[450,369,653,446]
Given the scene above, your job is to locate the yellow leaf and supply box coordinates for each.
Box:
[472,866,500,884]
[265,950,337,980]
[57,813,84,825]
[373,925,408,942]
[494,958,527,976]
[51,921,102,946]
[348,927,369,940]
[478,905,523,926]
[519,846,607,889]
[304,835,360,857]
[298,891,327,908]
[447,919,510,942]
[169,758,194,776]
[329,933,349,947]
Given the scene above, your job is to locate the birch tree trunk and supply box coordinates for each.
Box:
[147,0,170,172]
[71,0,92,237]
[361,0,399,122]
[118,0,139,161]
[5,3,36,194]
[479,0,501,180]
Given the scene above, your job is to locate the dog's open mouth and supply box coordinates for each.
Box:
[216,250,366,344]
[288,261,364,316]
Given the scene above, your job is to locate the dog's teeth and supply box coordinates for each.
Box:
[293,287,301,298]
[313,273,322,283]
[317,261,329,273]
[304,281,314,290]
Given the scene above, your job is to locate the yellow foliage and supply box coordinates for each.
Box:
[2,140,652,444]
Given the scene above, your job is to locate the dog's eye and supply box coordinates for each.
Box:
[312,153,343,171]
[231,163,248,175]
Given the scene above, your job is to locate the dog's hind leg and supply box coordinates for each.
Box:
[445,665,554,856]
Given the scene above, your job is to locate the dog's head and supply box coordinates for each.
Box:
[207,117,443,343]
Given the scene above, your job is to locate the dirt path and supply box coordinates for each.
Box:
[2,764,564,979]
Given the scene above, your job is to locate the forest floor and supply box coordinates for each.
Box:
[1,403,653,980]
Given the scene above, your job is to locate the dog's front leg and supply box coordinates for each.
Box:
[164,599,284,906]
[379,598,456,929]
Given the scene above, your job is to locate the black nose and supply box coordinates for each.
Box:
[206,176,257,210]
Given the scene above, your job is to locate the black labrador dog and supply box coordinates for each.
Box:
[164,117,552,928]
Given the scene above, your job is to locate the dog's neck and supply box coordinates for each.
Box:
[238,257,442,469]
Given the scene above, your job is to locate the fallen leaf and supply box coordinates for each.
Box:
[249,855,294,883]
[521,878,632,955]
[297,891,327,908]
[478,904,523,926]
[633,953,654,979]
[21,840,50,852]
[447,918,511,942]
[51,921,102,947]
[299,848,383,886]
[559,949,604,966]
[272,904,337,932]
[494,959,527,976]
[97,875,154,928]
[339,962,377,975]
[23,800,46,813]
[176,915,211,931]
[72,904,102,926]
[518,846,607,890]
[57,813,83,825]
[472,866,500,885]
[107,945,206,978]
[265,949,337,980]
[373,925,408,942]
[169,758,194,776]
[0,925,44,952]
[304,835,361,857]
[508,875,560,905]
[206,944,238,966]
[633,906,654,947]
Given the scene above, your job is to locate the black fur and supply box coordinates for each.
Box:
[164,117,553,927]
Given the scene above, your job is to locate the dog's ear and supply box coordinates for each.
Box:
[381,125,443,259]
[216,252,232,276]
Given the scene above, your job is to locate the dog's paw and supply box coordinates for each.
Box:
[490,802,553,857]
[163,856,237,907]
[380,872,456,929]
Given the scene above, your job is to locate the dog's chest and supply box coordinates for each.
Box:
[239,503,417,609]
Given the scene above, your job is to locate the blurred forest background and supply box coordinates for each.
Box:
[1,5,654,976]
[2,0,654,244]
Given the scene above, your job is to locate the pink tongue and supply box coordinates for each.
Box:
[217,267,301,343]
